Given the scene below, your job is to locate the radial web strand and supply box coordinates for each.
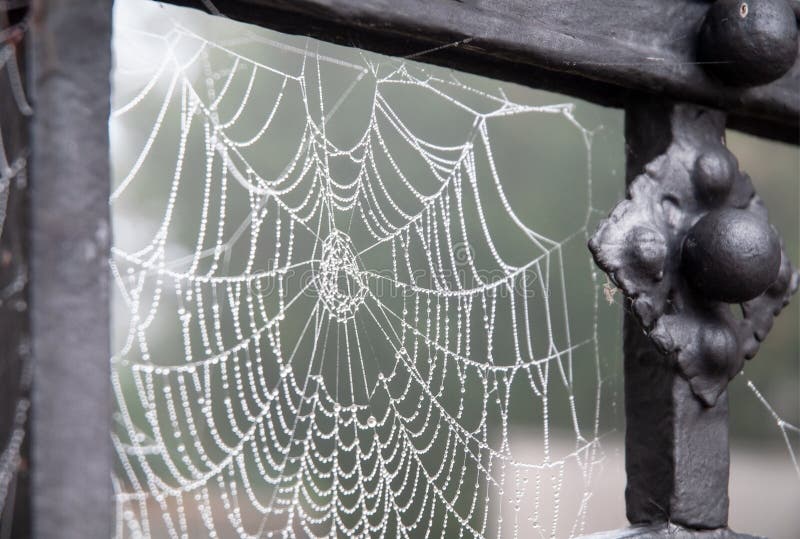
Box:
[746,381,800,479]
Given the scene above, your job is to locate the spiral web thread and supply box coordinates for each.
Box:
[110,6,609,538]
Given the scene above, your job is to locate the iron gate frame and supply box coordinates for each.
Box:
[0,0,798,537]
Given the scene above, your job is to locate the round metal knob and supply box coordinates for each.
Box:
[692,150,737,206]
[682,208,781,303]
[698,0,798,86]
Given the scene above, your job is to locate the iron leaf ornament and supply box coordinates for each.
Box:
[589,105,798,406]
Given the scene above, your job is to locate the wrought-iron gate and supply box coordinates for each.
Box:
[0,0,797,537]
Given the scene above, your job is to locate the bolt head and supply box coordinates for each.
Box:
[682,208,781,303]
[698,0,798,86]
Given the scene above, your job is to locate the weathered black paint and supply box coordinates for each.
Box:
[589,103,798,407]
[586,101,798,535]
[624,321,731,529]
[622,103,730,529]
[0,0,792,538]
[698,0,798,86]
[682,208,781,303]
[155,0,800,144]
[29,1,114,537]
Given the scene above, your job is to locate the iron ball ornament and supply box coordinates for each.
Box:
[698,0,799,86]
[682,208,782,304]
[589,105,798,406]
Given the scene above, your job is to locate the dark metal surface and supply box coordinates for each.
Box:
[155,0,800,144]
[0,1,792,538]
[589,103,798,407]
[682,209,781,303]
[623,103,728,530]
[698,0,799,86]
[624,319,730,528]
[586,101,798,533]
[28,1,114,537]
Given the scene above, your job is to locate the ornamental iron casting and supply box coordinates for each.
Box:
[588,102,798,536]
[590,105,798,407]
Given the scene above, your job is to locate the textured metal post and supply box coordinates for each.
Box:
[622,102,731,529]
[29,1,114,537]
[585,98,798,538]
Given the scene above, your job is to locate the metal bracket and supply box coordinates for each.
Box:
[590,104,798,407]
[588,102,798,534]
[586,4,799,534]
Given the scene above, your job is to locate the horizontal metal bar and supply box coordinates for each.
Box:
[158,0,799,144]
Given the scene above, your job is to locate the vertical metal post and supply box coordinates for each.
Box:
[623,320,730,528]
[622,101,730,530]
[29,1,114,537]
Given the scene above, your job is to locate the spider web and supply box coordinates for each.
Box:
[110,5,612,538]
[746,381,800,479]
[0,6,32,519]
